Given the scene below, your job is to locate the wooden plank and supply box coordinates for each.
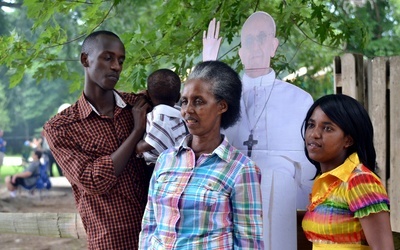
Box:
[389,56,400,232]
[367,57,387,186]
[0,213,86,239]
[354,54,367,107]
[340,54,358,98]
[334,56,342,93]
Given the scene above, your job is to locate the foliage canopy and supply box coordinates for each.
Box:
[1,0,400,152]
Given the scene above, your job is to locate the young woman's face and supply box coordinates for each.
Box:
[180,78,226,138]
[305,106,353,172]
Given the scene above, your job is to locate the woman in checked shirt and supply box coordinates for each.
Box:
[139,61,264,249]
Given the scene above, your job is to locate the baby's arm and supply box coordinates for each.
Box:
[136,140,155,154]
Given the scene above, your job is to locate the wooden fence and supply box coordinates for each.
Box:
[334,53,400,232]
[0,212,85,239]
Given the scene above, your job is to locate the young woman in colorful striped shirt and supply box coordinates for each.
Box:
[302,94,394,250]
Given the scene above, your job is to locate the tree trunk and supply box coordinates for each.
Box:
[0,212,86,239]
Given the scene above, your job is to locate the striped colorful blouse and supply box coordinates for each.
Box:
[302,153,390,249]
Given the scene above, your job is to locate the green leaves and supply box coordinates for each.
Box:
[2,0,400,153]
[1,0,399,95]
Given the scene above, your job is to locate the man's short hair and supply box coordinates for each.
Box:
[33,149,42,159]
[81,30,121,54]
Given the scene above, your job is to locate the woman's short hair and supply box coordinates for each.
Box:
[187,61,242,129]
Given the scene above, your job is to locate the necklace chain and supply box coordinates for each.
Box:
[243,78,275,134]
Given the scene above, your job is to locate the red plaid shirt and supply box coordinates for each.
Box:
[44,91,150,249]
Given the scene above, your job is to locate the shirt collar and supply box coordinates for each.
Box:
[242,69,276,92]
[320,152,360,182]
[78,90,127,118]
[309,153,361,211]
[176,134,232,162]
[152,104,183,119]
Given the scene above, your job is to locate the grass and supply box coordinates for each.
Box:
[0,165,22,184]
[0,163,61,184]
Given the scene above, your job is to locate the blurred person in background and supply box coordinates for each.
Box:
[0,129,6,174]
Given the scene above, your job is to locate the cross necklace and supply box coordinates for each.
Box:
[243,78,275,157]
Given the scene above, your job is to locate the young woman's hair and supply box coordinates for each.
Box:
[186,60,242,129]
[301,94,376,176]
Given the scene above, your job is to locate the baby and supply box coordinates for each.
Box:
[136,69,187,167]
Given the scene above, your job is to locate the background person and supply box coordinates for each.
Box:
[5,150,42,198]
[43,30,151,249]
[42,135,62,176]
[139,61,263,249]
[203,11,315,249]
[0,129,6,174]
[302,94,394,249]
[42,104,70,177]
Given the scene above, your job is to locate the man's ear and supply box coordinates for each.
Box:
[81,52,89,67]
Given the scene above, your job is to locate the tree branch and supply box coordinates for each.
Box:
[0,2,23,9]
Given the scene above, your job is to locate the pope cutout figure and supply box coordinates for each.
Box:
[203,12,315,249]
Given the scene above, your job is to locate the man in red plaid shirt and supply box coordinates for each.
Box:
[44,30,151,249]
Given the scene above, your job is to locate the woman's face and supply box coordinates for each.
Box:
[180,78,226,138]
[305,106,353,172]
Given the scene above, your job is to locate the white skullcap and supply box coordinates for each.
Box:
[58,103,71,113]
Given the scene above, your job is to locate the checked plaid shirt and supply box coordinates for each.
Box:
[139,135,264,249]
[44,91,150,249]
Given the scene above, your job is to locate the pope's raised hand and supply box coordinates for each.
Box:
[202,18,222,61]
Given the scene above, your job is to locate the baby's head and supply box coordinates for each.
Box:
[147,69,181,107]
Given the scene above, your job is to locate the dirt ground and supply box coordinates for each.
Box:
[0,184,87,250]
[1,180,399,250]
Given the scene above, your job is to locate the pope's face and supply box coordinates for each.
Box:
[239,14,278,74]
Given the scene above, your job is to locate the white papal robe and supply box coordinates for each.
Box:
[224,70,315,250]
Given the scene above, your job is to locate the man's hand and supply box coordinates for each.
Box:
[203,18,222,61]
[132,95,151,134]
